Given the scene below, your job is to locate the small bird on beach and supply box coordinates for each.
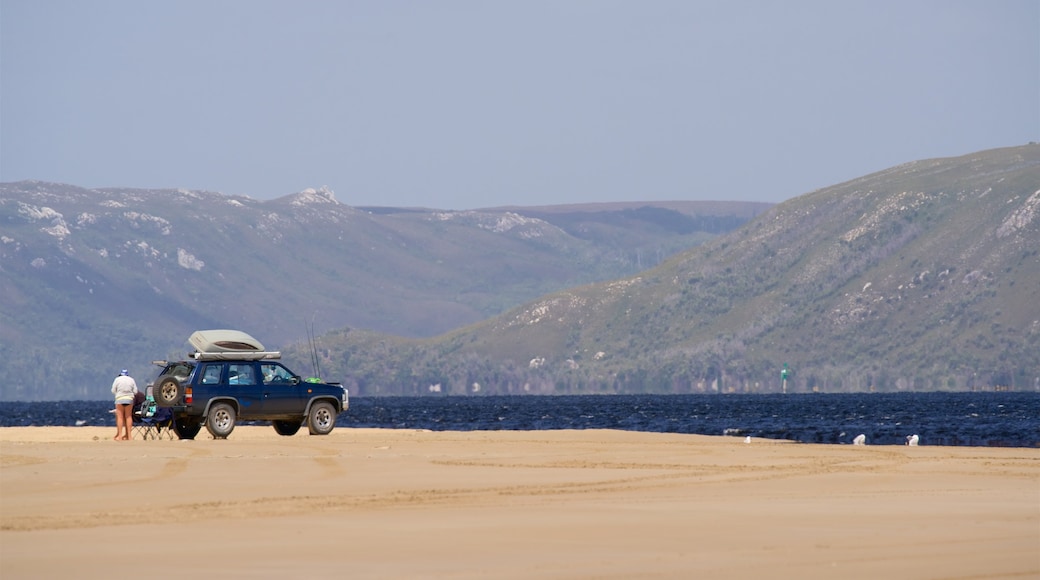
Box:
[906,434,920,446]
[744,435,751,444]
[853,434,866,445]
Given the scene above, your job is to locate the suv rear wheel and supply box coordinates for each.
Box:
[173,417,202,440]
[206,402,237,439]
[273,420,302,436]
[308,401,336,435]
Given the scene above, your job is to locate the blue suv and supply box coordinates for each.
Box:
[151,330,349,439]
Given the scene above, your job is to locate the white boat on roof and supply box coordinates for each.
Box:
[188,330,280,361]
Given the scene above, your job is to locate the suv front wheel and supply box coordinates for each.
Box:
[206,402,237,439]
[307,401,336,435]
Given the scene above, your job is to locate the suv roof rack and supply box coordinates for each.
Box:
[191,351,282,361]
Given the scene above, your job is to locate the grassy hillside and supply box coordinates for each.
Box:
[291,145,1040,395]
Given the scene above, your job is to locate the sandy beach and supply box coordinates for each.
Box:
[1,426,1037,579]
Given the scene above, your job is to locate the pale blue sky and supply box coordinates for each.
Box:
[2,1,1037,208]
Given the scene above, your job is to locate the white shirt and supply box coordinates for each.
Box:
[111,375,138,403]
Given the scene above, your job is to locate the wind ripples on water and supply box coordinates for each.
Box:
[1,392,1037,447]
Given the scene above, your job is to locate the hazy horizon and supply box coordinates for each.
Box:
[2,0,1037,209]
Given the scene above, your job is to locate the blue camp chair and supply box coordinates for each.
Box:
[132,387,176,440]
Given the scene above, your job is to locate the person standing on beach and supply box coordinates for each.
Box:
[111,369,138,441]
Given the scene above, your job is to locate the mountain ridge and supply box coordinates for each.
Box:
[282,145,1040,395]
[0,181,755,400]
[4,145,1036,399]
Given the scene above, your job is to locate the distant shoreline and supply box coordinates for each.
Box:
[2,393,1037,448]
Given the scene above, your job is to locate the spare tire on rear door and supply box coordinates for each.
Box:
[153,375,183,407]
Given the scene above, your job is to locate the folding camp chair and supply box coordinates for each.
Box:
[132,387,176,440]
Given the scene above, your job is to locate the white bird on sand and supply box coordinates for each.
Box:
[75,419,87,426]
[853,434,866,445]
[906,434,920,446]
[744,435,751,444]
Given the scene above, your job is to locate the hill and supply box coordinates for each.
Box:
[0,183,760,400]
[286,145,1040,395]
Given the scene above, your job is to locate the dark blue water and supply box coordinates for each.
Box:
[2,393,1037,447]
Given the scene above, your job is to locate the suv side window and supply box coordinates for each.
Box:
[167,362,195,381]
[228,363,256,385]
[261,363,295,385]
[201,364,223,385]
